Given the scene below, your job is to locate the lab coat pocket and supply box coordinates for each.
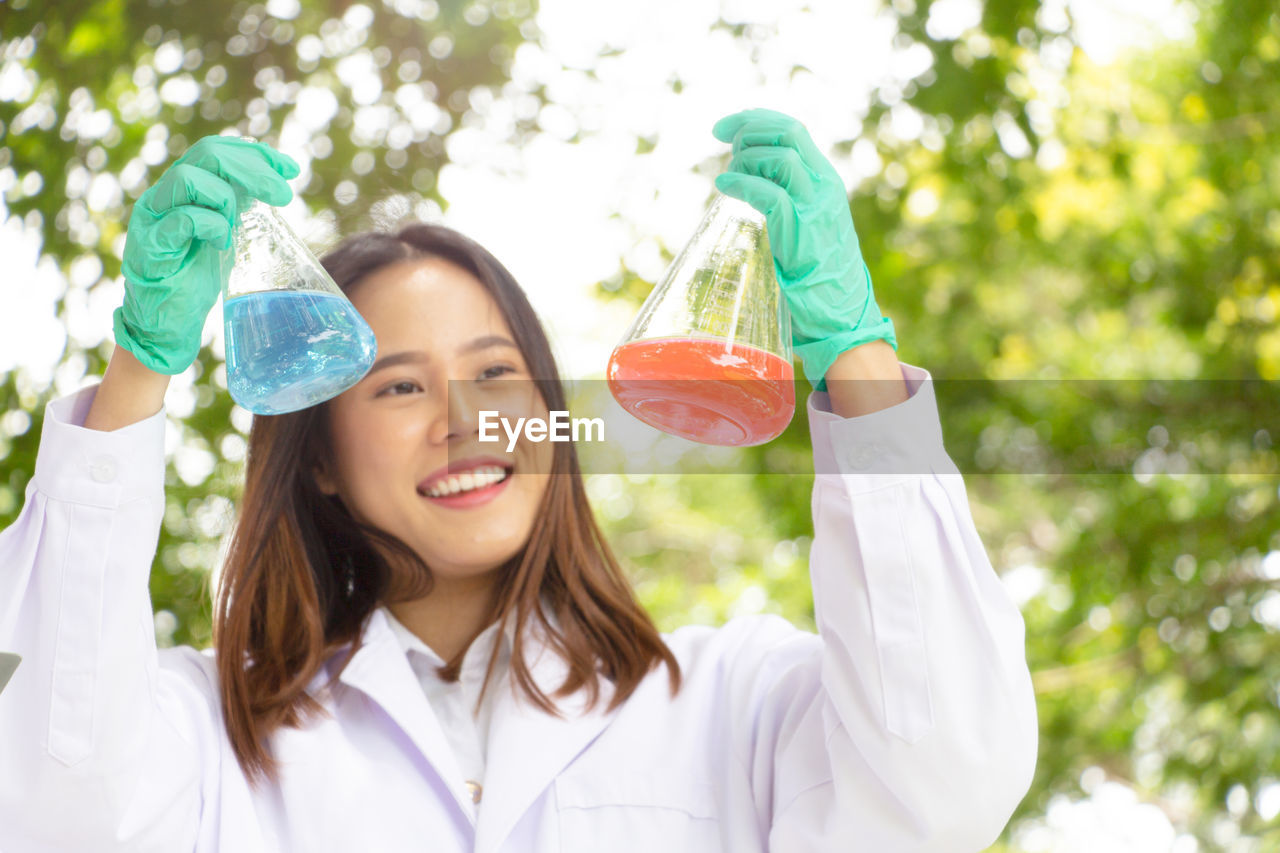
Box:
[555,772,722,852]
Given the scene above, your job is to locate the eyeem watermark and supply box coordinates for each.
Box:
[479,410,606,452]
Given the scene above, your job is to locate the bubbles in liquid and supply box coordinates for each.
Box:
[224,289,377,415]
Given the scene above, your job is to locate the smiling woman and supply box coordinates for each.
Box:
[0,122,1037,853]
[213,225,680,783]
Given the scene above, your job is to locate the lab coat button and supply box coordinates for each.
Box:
[89,456,118,483]
[845,444,879,471]
[465,780,482,803]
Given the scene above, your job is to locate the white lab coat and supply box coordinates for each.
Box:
[0,364,1038,852]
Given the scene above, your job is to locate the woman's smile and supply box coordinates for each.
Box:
[417,457,513,506]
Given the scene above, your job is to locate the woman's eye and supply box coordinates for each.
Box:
[379,380,422,396]
[479,364,516,380]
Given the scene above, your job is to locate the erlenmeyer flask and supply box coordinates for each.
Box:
[606,192,795,446]
[222,198,377,415]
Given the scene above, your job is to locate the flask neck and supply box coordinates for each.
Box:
[224,196,348,301]
[231,198,282,266]
[235,195,272,228]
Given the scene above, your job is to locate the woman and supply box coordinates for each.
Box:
[0,110,1037,852]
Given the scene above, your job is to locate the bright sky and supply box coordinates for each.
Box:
[0,2,1223,847]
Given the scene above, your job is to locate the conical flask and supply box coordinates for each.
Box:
[606,192,795,446]
[222,198,377,415]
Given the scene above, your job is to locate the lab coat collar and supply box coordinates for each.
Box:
[331,605,620,851]
[380,604,517,680]
[329,608,477,816]
[474,614,620,853]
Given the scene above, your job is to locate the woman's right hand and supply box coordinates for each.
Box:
[113,136,299,375]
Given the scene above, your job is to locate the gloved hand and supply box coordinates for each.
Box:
[713,109,896,389]
[115,136,300,374]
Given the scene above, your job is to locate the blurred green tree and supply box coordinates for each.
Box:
[868,2,1280,848]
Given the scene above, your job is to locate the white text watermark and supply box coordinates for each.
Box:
[478,410,605,452]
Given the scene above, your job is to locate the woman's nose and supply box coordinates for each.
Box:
[428,379,481,444]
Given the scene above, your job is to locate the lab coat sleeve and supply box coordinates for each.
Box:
[0,385,214,853]
[745,363,1038,852]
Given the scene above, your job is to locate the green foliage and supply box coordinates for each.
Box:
[864,1,1280,846]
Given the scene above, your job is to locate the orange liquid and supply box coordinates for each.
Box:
[606,337,795,446]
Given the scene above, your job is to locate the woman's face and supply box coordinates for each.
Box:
[316,257,553,589]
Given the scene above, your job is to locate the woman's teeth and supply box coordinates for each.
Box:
[423,466,509,497]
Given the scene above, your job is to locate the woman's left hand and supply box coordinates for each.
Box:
[713,109,897,389]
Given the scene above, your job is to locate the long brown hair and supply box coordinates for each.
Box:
[213,223,681,784]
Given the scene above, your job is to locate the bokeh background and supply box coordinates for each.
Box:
[2,0,1279,849]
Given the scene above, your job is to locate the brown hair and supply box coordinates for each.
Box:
[213,223,681,784]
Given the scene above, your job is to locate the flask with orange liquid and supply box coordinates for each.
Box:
[606,193,795,446]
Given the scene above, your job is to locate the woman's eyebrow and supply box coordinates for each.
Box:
[458,335,519,356]
[366,350,429,375]
[366,336,518,375]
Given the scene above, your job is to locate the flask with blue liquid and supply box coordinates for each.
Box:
[222,196,377,415]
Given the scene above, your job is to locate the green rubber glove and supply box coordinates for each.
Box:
[115,136,300,375]
[712,109,896,390]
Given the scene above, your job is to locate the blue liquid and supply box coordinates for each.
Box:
[224,290,377,415]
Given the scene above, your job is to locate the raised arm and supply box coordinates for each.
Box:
[0,136,298,852]
[714,110,1036,849]
[734,374,1038,851]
